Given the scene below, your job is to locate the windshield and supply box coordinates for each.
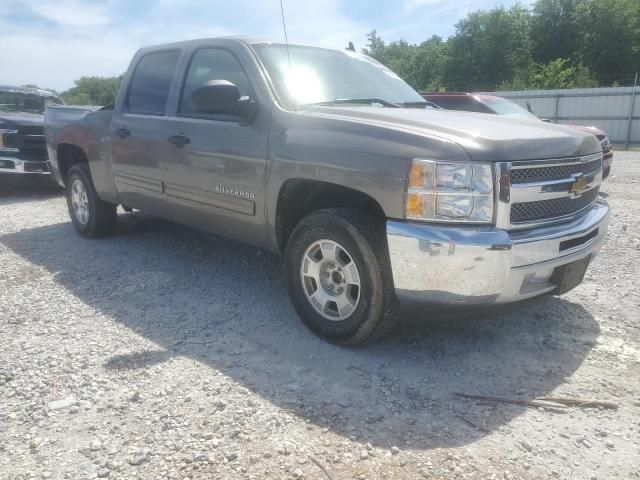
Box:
[0,91,63,114]
[253,44,425,109]
[481,97,539,121]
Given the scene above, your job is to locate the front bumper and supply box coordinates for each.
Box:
[0,156,51,175]
[386,200,610,305]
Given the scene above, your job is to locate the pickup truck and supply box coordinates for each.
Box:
[46,37,610,345]
[1,85,64,179]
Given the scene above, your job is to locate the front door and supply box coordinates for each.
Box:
[111,49,181,214]
[164,47,269,244]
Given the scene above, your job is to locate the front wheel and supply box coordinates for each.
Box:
[284,208,399,345]
[66,164,117,238]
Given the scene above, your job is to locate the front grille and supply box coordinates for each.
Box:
[511,158,601,184]
[20,134,47,158]
[511,187,599,223]
[4,125,48,161]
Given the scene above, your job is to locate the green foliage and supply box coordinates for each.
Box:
[575,0,640,78]
[446,4,533,91]
[60,75,124,106]
[532,59,595,89]
[366,0,639,92]
[531,0,580,64]
[500,59,598,90]
[364,31,448,90]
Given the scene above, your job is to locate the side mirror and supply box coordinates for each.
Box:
[189,80,257,121]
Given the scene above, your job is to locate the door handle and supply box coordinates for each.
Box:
[115,127,131,138]
[168,133,191,148]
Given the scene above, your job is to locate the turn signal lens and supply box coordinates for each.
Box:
[406,192,435,218]
[408,166,424,188]
[406,192,422,216]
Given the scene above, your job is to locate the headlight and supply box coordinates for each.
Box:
[405,159,494,223]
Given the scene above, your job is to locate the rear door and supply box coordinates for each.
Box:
[111,49,181,213]
[163,45,269,244]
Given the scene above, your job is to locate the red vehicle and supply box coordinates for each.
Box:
[422,92,613,179]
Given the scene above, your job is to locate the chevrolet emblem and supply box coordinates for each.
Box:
[569,176,590,195]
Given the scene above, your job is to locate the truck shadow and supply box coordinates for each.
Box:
[0,175,63,205]
[0,212,600,450]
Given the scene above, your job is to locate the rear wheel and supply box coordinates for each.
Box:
[66,164,117,237]
[284,208,399,345]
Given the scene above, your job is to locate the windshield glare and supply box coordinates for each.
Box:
[0,91,63,113]
[253,44,425,109]
[482,97,539,121]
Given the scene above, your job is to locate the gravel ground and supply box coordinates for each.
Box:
[1,153,639,480]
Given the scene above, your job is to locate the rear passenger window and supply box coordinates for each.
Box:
[127,50,180,115]
[179,48,253,115]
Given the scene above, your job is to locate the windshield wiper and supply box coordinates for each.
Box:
[398,101,442,109]
[300,98,401,108]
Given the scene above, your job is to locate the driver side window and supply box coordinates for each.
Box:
[180,48,253,115]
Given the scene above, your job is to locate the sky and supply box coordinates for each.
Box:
[0,0,533,92]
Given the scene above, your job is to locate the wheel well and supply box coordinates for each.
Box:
[57,144,88,185]
[275,179,386,252]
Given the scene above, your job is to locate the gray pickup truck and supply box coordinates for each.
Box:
[46,37,610,344]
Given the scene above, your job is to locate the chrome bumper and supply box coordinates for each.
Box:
[386,200,610,305]
[0,157,50,174]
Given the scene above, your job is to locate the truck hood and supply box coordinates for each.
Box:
[305,106,601,162]
[565,124,606,138]
[0,111,45,127]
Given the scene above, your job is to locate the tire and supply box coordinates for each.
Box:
[603,166,611,180]
[66,164,117,238]
[284,208,400,345]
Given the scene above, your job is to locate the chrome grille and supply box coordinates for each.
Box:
[511,158,601,184]
[20,134,47,158]
[495,152,603,230]
[511,188,599,223]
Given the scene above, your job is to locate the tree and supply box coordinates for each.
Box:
[363,30,387,60]
[363,31,449,91]
[575,0,640,78]
[500,58,598,90]
[531,0,580,64]
[445,4,533,91]
[60,75,124,105]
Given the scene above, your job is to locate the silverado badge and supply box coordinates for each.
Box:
[569,176,590,196]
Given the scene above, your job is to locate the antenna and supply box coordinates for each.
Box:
[279,0,295,109]
[279,0,292,69]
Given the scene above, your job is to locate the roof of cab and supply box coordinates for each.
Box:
[135,36,350,53]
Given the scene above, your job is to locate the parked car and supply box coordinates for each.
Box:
[422,92,614,178]
[0,85,64,180]
[46,38,609,345]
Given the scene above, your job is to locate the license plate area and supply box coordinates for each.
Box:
[550,255,591,295]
